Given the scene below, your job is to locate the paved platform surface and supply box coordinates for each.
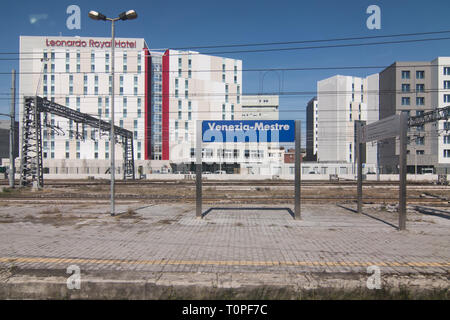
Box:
[0,202,449,275]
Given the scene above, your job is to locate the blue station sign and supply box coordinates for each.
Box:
[202,120,295,143]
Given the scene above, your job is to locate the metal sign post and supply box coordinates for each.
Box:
[398,112,408,230]
[196,120,202,218]
[357,112,408,230]
[356,121,363,214]
[196,120,300,219]
[294,120,301,220]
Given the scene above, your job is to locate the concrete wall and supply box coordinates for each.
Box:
[37,172,448,182]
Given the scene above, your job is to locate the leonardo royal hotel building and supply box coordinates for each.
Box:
[19,36,255,175]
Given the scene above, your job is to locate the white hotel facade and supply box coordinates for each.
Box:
[18,36,283,175]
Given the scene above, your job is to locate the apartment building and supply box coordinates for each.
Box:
[316,74,379,171]
[379,58,450,174]
[431,57,450,174]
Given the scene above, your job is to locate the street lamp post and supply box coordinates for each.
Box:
[89,10,137,216]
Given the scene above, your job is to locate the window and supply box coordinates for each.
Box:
[416,97,425,105]
[401,84,410,92]
[401,71,410,79]
[416,71,424,79]
[443,150,450,158]
[416,150,425,155]
[401,97,410,105]
[443,135,450,144]
[416,137,425,145]
[444,94,450,103]
[444,67,450,75]
[416,84,425,92]
[444,81,450,89]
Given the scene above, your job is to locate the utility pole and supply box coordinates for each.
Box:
[9,69,15,188]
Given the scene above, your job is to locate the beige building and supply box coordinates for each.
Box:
[379,58,450,174]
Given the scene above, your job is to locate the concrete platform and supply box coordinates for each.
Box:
[0,202,448,298]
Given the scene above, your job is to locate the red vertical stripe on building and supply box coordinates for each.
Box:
[162,50,170,160]
[144,47,151,160]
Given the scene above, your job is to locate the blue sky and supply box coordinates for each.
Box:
[1,0,450,126]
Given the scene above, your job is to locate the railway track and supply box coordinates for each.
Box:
[0,195,448,204]
[0,179,445,188]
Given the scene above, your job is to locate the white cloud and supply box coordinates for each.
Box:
[29,14,48,25]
